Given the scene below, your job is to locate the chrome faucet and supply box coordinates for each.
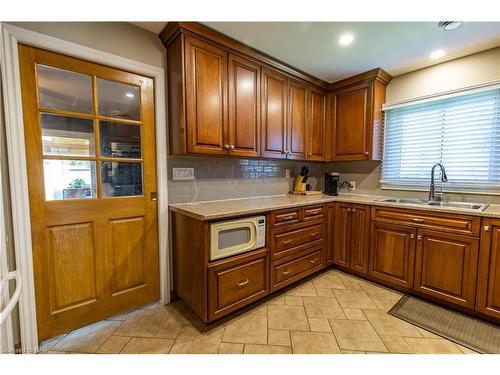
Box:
[429,163,448,201]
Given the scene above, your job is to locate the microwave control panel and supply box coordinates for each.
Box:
[257,216,266,248]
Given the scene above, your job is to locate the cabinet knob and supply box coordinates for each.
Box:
[308,152,312,157]
[347,208,351,212]
[364,151,369,156]
[410,234,415,239]
[230,144,235,150]
[224,144,230,149]
[484,226,491,232]
[352,208,357,213]
[417,235,422,241]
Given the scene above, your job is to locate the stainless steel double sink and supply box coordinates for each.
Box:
[377,197,488,212]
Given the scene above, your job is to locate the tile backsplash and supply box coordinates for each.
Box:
[167,155,323,204]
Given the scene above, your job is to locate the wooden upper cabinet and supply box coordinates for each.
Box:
[184,36,227,155]
[287,79,308,160]
[227,54,260,157]
[261,68,288,159]
[307,89,328,161]
[414,230,479,309]
[476,219,500,319]
[369,221,416,289]
[332,83,370,160]
[330,69,392,161]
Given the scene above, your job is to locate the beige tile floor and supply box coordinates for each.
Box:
[39,269,479,354]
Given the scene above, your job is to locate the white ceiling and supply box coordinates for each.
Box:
[132,22,500,82]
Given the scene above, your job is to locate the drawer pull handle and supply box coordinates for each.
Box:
[236,279,250,287]
[282,239,293,245]
[307,211,321,216]
[281,269,292,276]
[310,232,321,237]
[309,258,319,264]
[411,218,425,223]
[283,215,295,221]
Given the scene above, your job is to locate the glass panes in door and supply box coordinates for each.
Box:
[101,162,142,197]
[99,121,141,159]
[97,78,140,120]
[37,65,93,114]
[43,159,97,200]
[41,114,95,156]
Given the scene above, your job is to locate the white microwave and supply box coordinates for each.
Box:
[210,215,266,261]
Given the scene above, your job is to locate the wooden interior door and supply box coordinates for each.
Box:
[369,222,416,289]
[227,54,260,157]
[349,204,370,274]
[287,79,307,160]
[414,229,479,309]
[332,83,370,161]
[185,35,227,155]
[476,220,500,319]
[19,45,159,340]
[261,68,287,159]
[307,89,327,161]
[333,203,351,268]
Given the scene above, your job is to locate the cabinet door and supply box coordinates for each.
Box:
[369,222,416,289]
[476,220,500,319]
[415,229,479,309]
[333,202,351,268]
[332,83,371,161]
[261,68,287,158]
[287,79,308,160]
[184,36,227,155]
[350,205,370,274]
[307,89,328,161]
[326,204,334,265]
[227,54,260,157]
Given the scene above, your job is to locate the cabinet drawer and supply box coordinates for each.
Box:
[302,205,325,221]
[371,207,480,236]
[273,250,323,285]
[208,249,269,320]
[273,224,324,258]
[270,208,301,228]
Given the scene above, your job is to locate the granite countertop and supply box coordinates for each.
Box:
[169,193,500,221]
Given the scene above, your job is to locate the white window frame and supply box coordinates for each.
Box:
[381,82,500,195]
[0,23,170,352]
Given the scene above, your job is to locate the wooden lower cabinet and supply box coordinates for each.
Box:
[208,248,269,320]
[332,202,370,273]
[476,220,500,319]
[369,222,416,289]
[271,247,325,292]
[414,230,479,309]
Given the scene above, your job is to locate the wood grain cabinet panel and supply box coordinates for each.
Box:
[332,84,369,161]
[228,54,260,157]
[414,230,479,309]
[307,89,328,161]
[369,222,416,289]
[271,248,324,291]
[476,220,500,319]
[350,205,371,274]
[287,79,308,160]
[184,35,227,155]
[272,224,324,259]
[261,68,288,158]
[333,202,352,268]
[208,249,269,320]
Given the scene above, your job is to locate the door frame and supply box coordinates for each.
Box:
[0,23,170,352]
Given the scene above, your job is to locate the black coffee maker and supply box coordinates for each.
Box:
[324,173,340,196]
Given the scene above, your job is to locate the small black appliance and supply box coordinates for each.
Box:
[324,172,340,196]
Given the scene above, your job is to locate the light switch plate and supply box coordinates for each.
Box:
[173,167,195,180]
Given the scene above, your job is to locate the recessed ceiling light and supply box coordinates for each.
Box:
[438,21,463,31]
[339,33,354,46]
[430,49,446,59]
[125,92,135,98]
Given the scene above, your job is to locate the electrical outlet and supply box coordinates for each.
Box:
[349,181,356,191]
[173,167,195,180]
[285,169,290,178]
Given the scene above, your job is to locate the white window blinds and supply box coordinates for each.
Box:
[381,88,500,192]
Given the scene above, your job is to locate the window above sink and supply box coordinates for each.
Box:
[381,87,500,194]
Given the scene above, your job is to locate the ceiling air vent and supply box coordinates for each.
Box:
[438,21,463,31]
